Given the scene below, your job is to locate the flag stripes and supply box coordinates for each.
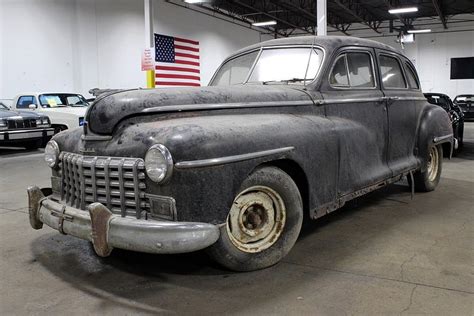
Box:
[154,34,201,87]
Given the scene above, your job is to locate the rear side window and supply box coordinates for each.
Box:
[17,96,37,108]
[405,63,420,89]
[379,55,406,89]
[330,52,375,88]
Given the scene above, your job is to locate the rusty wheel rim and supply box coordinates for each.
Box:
[226,186,286,253]
[427,146,439,182]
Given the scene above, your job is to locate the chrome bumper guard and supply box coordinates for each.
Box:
[27,186,220,257]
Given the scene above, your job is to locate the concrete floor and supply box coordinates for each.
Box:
[1,124,473,315]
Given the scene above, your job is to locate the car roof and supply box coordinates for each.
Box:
[14,92,84,98]
[233,35,401,56]
[424,93,450,98]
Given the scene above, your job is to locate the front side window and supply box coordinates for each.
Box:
[329,52,375,88]
[210,47,323,86]
[347,53,375,88]
[379,55,406,89]
[17,96,36,108]
[329,55,349,86]
[405,63,420,89]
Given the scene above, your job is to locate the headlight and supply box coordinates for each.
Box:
[44,140,60,168]
[0,119,6,130]
[145,144,173,183]
[36,117,50,127]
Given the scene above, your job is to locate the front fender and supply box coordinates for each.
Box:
[416,104,453,170]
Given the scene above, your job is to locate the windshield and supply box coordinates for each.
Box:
[426,95,449,109]
[455,95,473,102]
[39,94,89,108]
[211,47,323,86]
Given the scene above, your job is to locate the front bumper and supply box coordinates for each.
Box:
[27,186,220,257]
[0,127,54,141]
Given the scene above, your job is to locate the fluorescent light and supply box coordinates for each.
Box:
[407,29,432,33]
[389,7,418,14]
[184,0,206,3]
[252,20,277,27]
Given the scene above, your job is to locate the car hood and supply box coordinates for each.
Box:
[41,106,87,116]
[0,109,42,119]
[86,85,314,135]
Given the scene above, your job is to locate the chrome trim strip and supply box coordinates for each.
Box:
[321,96,426,105]
[81,135,113,141]
[322,97,383,104]
[433,134,453,143]
[142,100,314,114]
[0,128,54,140]
[175,146,295,169]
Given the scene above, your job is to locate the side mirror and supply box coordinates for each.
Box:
[28,104,37,110]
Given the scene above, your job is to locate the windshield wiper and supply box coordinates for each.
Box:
[262,78,311,85]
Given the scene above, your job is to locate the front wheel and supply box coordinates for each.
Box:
[207,166,303,271]
[411,144,443,192]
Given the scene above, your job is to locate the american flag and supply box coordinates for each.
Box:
[154,34,201,87]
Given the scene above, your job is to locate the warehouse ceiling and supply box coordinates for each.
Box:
[167,0,474,36]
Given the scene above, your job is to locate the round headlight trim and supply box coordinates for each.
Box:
[145,144,173,183]
[44,140,60,168]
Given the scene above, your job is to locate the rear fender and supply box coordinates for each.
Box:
[416,104,453,171]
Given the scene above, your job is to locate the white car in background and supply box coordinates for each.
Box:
[12,93,89,134]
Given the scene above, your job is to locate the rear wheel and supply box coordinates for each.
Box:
[411,144,443,192]
[207,166,303,271]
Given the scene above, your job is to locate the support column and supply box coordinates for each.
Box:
[144,0,155,88]
[317,0,327,36]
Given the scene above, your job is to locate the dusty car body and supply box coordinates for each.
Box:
[28,36,453,271]
[424,93,464,152]
[0,102,53,148]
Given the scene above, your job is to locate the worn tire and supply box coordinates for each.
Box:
[411,144,443,192]
[207,166,303,271]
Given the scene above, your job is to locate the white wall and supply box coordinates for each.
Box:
[1,0,472,100]
[0,0,267,99]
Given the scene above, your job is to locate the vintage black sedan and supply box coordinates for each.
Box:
[0,102,54,149]
[27,36,452,271]
[454,94,474,120]
[424,93,464,153]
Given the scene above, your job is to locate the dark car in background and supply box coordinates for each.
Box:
[0,102,54,149]
[454,94,474,120]
[425,93,464,153]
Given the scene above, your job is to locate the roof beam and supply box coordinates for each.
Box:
[271,0,351,35]
[229,0,313,35]
[332,0,382,33]
[432,0,448,29]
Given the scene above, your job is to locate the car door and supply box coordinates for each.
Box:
[321,47,391,196]
[377,51,420,175]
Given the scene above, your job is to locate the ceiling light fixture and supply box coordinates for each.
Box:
[389,7,418,14]
[184,0,206,3]
[252,20,277,27]
[407,29,432,33]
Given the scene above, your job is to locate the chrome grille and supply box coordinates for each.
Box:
[59,152,148,218]
[7,118,36,129]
